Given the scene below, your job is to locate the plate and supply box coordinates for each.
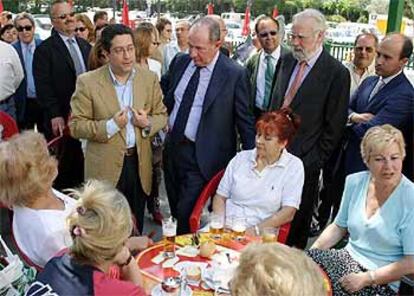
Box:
[151,283,192,296]
[173,261,208,286]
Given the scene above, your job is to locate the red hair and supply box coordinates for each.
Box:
[256,108,301,145]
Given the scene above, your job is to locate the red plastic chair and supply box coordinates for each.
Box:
[189,169,291,244]
[0,111,19,140]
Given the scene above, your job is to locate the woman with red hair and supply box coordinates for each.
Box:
[212,108,304,236]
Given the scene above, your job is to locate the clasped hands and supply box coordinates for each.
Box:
[113,107,150,129]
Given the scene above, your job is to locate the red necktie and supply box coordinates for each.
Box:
[283,61,307,108]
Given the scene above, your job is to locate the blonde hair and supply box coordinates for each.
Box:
[0,131,57,207]
[75,13,94,43]
[67,180,133,265]
[134,22,159,61]
[361,124,406,164]
[231,243,326,296]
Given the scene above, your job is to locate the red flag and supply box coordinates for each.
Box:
[0,0,4,13]
[122,0,130,27]
[242,6,250,36]
[207,3,214,15]
[272,6,279,18]
[67,0,73,8]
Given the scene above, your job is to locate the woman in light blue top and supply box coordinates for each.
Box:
[308,124,414,296]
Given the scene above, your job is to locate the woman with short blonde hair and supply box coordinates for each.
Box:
[27,180,147,295]
[0,131,76,267]
[231,243,326,296]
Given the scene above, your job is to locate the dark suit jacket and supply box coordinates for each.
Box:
[270,49,350,169]
[162,52,256,180]
[245,46,290,112]
[12,38,43,124]
[33,30,91,130]
[346,73,414,176]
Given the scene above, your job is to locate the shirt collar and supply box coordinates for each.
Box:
[381,69,402,84]
[261,46,281,60]
[108,65,136,86]
[189,50,220,73]
[249,148,290,169]
[21,39,35,50]
[58,32,76,44]
[304,45,323,67]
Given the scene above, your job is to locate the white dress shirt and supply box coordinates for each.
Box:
[217,148,304,228]
[0,40,24,101]
[255,47,280,108]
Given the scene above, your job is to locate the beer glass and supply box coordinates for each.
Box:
[231,217,246,241]
[209,212,224,239]
[162,217,177,258]
[261,227,279,243]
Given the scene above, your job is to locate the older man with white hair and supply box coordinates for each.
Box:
[270,9,350,249]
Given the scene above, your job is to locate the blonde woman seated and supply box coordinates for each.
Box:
[0,131,76,267]
[213,109,304,235]
[231,243,326,296]
[308,125,414,296]
[27,180,146,295]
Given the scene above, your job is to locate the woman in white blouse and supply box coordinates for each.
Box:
[213,108,305,236]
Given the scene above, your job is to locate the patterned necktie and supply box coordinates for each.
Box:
[171,67,201,142]
[283,61,307,108]
[263,54,275,110]
[368,77,385,101]
[67,38,84,76]
[25,44,36,97]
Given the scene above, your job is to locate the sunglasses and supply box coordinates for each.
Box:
[54,11,75,20]
[16,25,33,32]
[152,41,160,46]
[355,46,375,53]
[258,30,278,38]
[75,27,86,32]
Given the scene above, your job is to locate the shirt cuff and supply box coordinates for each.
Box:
[106,119,120,139]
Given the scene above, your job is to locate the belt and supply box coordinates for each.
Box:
[125,146,137,156]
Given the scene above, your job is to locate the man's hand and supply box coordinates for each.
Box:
[339,272,371,294]
[113,109,128,129]
[51,117,65,136]
[126,236,153,252]
[350,113,374,124]
[131,108,150,128]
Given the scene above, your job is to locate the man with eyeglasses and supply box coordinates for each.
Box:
[33,0,91,190]
[245,15,290,120]
[70,24,167,234]
[12,12,44,132]
[162,20,190,75]
[269,9,350,249]
[161,17,255,234]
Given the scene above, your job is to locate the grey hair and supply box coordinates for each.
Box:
[14,12,35,27]
[190,16,220,42]
[176,19,191,29]
[292,9,327,32]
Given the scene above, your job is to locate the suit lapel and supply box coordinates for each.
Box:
[52,33,76,74]
[251,52,260,98]
[132,67,147,112]
[76,36,90,68]
[271,53,296,109]
[202,54,226,114]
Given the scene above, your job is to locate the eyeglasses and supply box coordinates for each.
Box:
[75,27,87,33]
[152,41,160,46]
[16,25,33,32]
[258,30,278,38]
[355,46,375,53]
[54,11,75,20]
[111,45,135,55]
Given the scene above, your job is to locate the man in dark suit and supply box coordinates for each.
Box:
[33,0,91,190]
[12,12,43,131]
[245,15,289,120]
[162,17,256,234]
[270,9,350,249]
[346,33,414,178]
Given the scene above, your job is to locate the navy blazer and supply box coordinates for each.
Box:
[162,52,256,180]
[346,73,414,175]
[33,30,91,126]
[12,38,43,124]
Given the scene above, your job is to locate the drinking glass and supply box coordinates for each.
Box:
[209,212,224,239]
[261,227,279,243]
[162,217,177,258]
[231,217,246,241]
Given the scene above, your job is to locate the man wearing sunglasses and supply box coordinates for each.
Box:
[245,15,290,120]
[269,9,350,249]
[12,12,44,132]
[33,0,91,190]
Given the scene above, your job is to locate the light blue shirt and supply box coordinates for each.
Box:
[168,52,219,142]
[21,40,36,98]
[162,41,189,75]
[105,67,136,148]
[285,46,323,97]
[58,33,87,74]
[335,171,414,291]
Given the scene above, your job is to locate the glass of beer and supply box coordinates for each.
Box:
[261,227,279,243]
[231,217,246,241]
[162,217,177,258]
[209,212,224,239]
